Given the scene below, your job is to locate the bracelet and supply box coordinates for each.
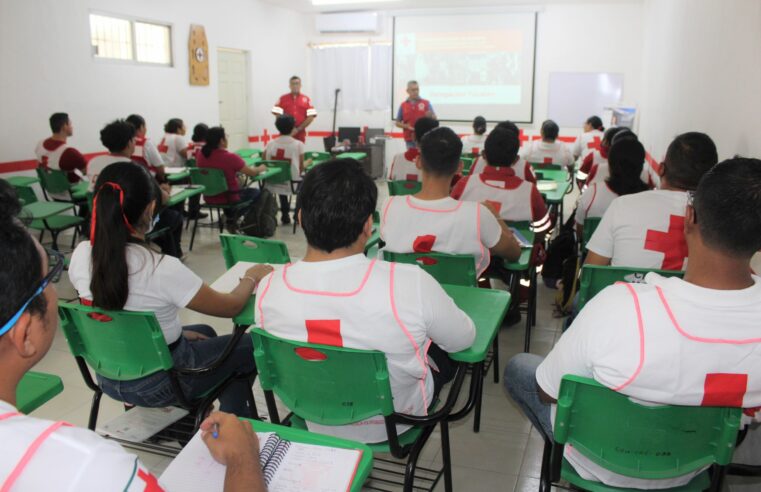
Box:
[239,276,258,289]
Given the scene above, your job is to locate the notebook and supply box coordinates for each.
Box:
[510,227,533,248]
[170,185,200,197]
[210,261,259,293]
[161,430,363,492]
[537,181,558,192]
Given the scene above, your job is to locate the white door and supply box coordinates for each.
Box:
[217,49,249,151]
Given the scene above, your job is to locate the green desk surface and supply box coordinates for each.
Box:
[251,167,283,181]
[336,152,368,161]
[166,185,205,208]
[166,170,191,183]
[17,371,64,414]
[444,284,510,363]
[503,248,532,272]
[539,179,571,204]
[21,201,74,220]
[534,169,569,183]
[240,419,373,492]
[8,176,39,187]
[305,158,330,172]
[243,156,263,167]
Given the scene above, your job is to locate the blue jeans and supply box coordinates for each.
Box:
[504,353,553,441]
[97,325,256,417]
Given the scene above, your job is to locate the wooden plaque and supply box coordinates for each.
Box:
[189,24,209,86]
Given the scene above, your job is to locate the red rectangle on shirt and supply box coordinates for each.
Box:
[305,319,343,347]
[405,173,419,182]
[701,373,747,407]
[485,200,502,214]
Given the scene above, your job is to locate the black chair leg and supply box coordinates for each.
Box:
[492,334,500,383]
[440,421,454,492]
[189,217,200,251]
[473,361,485,433]
[539,439,553,492]
[88,390,103,430]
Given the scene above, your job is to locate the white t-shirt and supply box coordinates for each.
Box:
[0,401,164,491]
[69,242,203,344]
[264,135,305,195]
[470,156,536,183]
[536,273,761,489]
[461,134,487,155]
[380,195,502,276]
[586,190,690,270]
[133,138,164,171]
[575,182,620,226]
[160,134,188,167]
[572,129,604,161]
[254,254,475,443]
[86,154,127,191]
[520,140,574,169]
[388,149,420,182]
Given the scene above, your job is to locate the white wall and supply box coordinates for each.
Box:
[0,0,308,163]
[638,0,761,161]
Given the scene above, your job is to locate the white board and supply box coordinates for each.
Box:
[547,72,623,128]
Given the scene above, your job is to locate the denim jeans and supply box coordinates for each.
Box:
[97,324,256,417]
[504,353,553,441]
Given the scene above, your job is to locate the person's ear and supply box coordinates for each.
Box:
[6,312,38,359]
[457,159,464,174]
[684,204,698,236]
[363,214,374,237]
[415,155,423,170]
[658,161,667,178]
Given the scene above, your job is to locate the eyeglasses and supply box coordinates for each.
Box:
[0,248,65,337]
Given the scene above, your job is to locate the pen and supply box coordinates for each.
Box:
[212,423,219,439]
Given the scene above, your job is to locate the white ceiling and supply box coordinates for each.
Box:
[262,0,640,14]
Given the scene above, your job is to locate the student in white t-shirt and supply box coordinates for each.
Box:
[572,115,605,163]
[469,120,537,183]
[0,181,266,491]
[160,118,189,167]
[586,132,719,270]
[188,123,208,161]
[460,116,488,156]
[381,126,521,276]
[264,115,305,226]
[388,117,439,182]
[255,159,476,444]
[69,162,273,418]
[505,157,761,489]
[126,114,167,182]
[575,138,649,239]
[520,120,574,170]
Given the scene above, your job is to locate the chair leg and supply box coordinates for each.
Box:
[50,230,60,251]
[539,439,553,492]
[189,217,200,251]
[492,334,500,384]
[473,361,485,433]
[402,428,431,492]
[88,389,103,430]
[440,421,454,492]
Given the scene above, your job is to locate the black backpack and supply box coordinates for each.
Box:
[240,188,278,238]
[542,210,578,286]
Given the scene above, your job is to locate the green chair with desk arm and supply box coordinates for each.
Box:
[219,233,291,269]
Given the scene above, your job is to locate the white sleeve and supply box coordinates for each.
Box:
[478,204,502,249]
[585,197,618,258]
[572,136,582,158]
[417,270,476,353]
[144,140,164,168]
[156,256,204,308]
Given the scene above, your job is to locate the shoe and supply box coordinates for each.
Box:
[225,220,239,234]
[281,216,291,226]
[189,212,209,220]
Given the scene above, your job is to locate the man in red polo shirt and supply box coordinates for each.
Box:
[395,81,436,149]
[271,76,317,143]
[34,112,87,185]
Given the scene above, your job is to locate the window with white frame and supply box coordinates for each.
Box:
[90,13,172,65]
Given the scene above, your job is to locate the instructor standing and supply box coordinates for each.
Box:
[395,80,436,149]
[271,76,317,143]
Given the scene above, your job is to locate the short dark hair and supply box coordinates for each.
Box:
[275,115,296,136]
[164,118,184,134]
[586,116,604,131]
[49,113,69,133]
[495,120,519,134]
[407,80,418,86]
[602,127,625,147]
[100,119,136,153]
[414,117,439,142]
[473,116,487,135]
[693,157,761,257]
[663,132,718,190]
[419,127,463,176]
[290,75,301,82]
[484,128,520,167]
[298,159,377,253]
[541,120,559,141]
[192,123,208,143]
[611,129,637,145]
[126,114,146,131]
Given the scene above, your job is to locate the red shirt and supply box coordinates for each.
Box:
[41,139,87,183]
[196,148,245,204]
[274,93,316,143]
[397,98,434,143]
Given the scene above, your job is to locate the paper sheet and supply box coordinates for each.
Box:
[210,261,259,293]
[537,181,558,192]
[165,167,187,174]
[96,406,188,442]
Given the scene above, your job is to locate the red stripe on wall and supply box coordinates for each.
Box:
[0,152,108,175]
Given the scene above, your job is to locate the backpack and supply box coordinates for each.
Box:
[240,188,278,238]
[542,210,578,286]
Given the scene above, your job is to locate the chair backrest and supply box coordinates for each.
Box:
[235,148,261,159]
[382,251,477,287]
[529,162,563,171]
[14,185,38,205]
[387,180,422,196]
[460,156,475,175]
[36,167,72,195]
[260,160,292,184]
[581,217,602,250]
[58,302,174,381]
[186,157,197,168]
[554,375,741,479]
[305,151,330,161]
[251,329,395,425]
[189,167,229,197]
[577,264,685,311]
[219,234,291,268]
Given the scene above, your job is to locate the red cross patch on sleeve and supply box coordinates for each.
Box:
[701,373,748,407]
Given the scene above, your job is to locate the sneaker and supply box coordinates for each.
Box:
[189,211,209,220]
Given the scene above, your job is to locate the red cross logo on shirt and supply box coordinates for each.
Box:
[518,129,529,148]
[272,148,286,161]
[702,373,748,407]
[644,214,688,270]
[137,469,164,492]
[587,136,602,150]
[305,319,343,347]
[543,157,553,164]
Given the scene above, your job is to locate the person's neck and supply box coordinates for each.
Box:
[683,248,754,291]
[303,243,364,262]
[51,133,67,143]
[112,150,132,158]
[542,138,554,144]
[658,177,686,192]
[0,365,22,407]
[417,173,454,200]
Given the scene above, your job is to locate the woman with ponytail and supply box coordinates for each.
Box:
[69,162,272,417]
[460,116,488,155]
[573,115,606,163]
[196,126,268,233]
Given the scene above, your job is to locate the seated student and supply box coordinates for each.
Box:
[572,115,605,163]
[188,123,208,160]
[505,157,761,489]
[575,138,648,239]
[452,128,551,239]
[469,120,536,183]
[461,116,488,156]
[89,120,185,258]
[586,132,718,270]
[263,115,305,226]
[197,127,268,233]
[126,114,167,181]
[35,112,87,200]
[576,126,625,186]
[69,162,272,417]
[381,126,521,275]
[160,118,189,167]
[0,180,265,491]
[255,159,476,443]
[520,120,574,169]
[388,117,439,183]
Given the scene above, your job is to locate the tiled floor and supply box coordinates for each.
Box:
[27,181,758,491]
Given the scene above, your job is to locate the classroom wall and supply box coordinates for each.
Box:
[0,0,308,165]
[637,0,761,161]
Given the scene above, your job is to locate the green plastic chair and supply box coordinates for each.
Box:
[219,234,291,269]
[36,167,88,202]
[58,302,257,451]
[17,371,64,414]
[19,175,84,251]
[540,375,741,492]
[235,148,262,159]
[529,161,564,171]
[581,217,602,250]
[382,251,476,287]
[460,156,475,176]
[12,184,38,206]
[251,329,466,492]
[387,180,422,196]
[577,265,684,312]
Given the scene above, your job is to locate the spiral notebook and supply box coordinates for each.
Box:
[161,430,363,492]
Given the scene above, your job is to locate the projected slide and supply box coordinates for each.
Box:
[393,12,537,122]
